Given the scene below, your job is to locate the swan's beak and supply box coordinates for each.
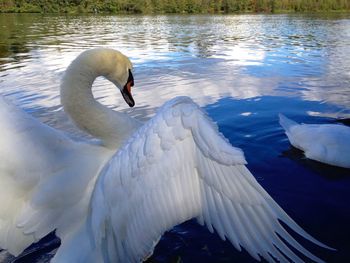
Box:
[121,70,135,107]
[121,82,134,107]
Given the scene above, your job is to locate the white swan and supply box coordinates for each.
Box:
[0,48,140,256]
[0,49,331,263]
[279,114,350,168]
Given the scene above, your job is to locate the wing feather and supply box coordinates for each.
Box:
[90,96,329,263]
[0,96,70,254]
[0,96,112,257]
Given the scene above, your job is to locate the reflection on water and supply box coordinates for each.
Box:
[0,13,350,263]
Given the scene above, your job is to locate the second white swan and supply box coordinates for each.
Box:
[280,113,350,168]
[0,49,332,262]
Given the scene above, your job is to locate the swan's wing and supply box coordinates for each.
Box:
[0,96,110,256]
[91,97,329,263]
[0,96,72,254]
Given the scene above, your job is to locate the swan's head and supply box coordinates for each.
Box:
[101,49,135,107]
[70,48,136,107]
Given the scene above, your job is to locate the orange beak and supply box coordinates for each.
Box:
[121,69,135,107]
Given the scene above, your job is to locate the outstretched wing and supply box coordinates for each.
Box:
[91,97,330,263]
[0,96,74,255]
[0,96,110,256]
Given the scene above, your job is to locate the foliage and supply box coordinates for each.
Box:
[0,0,349,13]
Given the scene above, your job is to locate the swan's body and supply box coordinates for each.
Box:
[0,49,331,262]
[279,114,350,168]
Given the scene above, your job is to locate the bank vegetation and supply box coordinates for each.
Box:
[0,0,349,13]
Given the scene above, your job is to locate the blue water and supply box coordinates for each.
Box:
[0,13,350,263]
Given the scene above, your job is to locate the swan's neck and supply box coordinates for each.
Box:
[60,56,140,149]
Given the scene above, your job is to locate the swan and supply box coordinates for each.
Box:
[279,114,350,168]
[0,48,140,257]
[0,48,332,263]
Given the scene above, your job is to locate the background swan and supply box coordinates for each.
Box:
[279,114,350,168]
[0,49,331,262]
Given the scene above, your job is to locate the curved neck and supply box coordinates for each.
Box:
[60,55,140,149]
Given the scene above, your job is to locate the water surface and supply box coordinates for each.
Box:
[0,13,350,263]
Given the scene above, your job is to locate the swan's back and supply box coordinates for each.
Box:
[279,114,350,168]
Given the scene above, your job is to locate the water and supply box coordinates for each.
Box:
[0,13,350,262]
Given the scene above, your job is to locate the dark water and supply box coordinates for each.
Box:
[0,13,350,262]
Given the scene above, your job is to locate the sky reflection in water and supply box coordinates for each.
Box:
[0,13,350,263]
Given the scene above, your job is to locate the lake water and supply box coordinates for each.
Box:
[0,13,350,263]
